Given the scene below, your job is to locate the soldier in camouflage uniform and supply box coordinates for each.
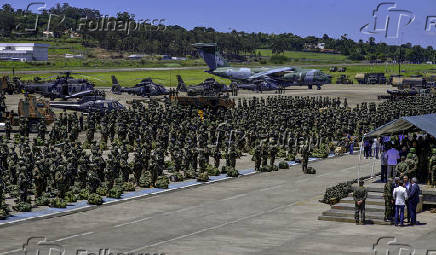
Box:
[269,141,278,166]
[227,144,238,169]
[87,163,101,194]
[353,179,368,225]
[383,178,394,222]
[429,148,436,187]
[300,140,310,174]
[261,141,269,167]
[5,120,11,140]
[212,146,221,169]
[404,152,418,179]
[395,156,408,177]
[253,142,262,171]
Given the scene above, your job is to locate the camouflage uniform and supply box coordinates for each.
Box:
[395,159,408,177]
[253,144,262,171]
[383,179,394,221]
[353,183,368,224]
[429,149,436,187]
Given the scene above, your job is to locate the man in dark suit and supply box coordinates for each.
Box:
[408,177,420,225]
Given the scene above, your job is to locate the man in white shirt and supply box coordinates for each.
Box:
[393,180,408,226]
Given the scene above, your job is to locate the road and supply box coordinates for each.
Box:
[1,155,435,255]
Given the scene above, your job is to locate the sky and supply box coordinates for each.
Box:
[3,0,436,47]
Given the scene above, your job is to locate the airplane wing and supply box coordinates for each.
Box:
[248,67,295,80]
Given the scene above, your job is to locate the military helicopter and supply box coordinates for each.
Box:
[193,43,331,90]
[176,75,231,96]
[19,72,103,100]
[111,76,169,97]
[50,96,124,113]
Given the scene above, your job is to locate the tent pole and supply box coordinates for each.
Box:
[357,134,365,181]
[371,157,376,178]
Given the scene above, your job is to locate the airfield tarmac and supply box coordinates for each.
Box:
[4,83,436,255]
[1,155,436,255]
[4,83,394,112]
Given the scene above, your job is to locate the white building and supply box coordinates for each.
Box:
[317,43,325,50]
[0,43,50,61]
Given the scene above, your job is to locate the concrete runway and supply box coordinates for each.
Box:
[2,154,435,255]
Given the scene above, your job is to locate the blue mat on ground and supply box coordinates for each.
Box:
[238,169,255,175]
[0,168,258,224]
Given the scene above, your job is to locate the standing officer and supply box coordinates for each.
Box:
[353,179,368,225]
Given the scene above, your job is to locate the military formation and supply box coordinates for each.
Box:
[1,93,436,218]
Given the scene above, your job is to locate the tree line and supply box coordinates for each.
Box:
[0,3,435,63]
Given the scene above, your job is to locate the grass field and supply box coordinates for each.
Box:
[256,49,350,63]
[15,69,230,87]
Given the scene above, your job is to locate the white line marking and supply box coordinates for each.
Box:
[128,201,297,252]
[0,248,22,255]
[221,193,247,201]
[131,217,152,224]
[81,232,94,236]
[114,217,152,228]
[173,206,197,214]
[55,234,80,242]
[113,222,131,228]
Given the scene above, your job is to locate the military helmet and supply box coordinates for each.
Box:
[407,153,414,159]
[410,148,416,153]
[432,148,436,154]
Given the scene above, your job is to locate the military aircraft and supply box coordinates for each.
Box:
[50,96,124,113]
[176,75,231,96]
[19,72,102,100]
[235,80,281,91]
[193,43,331,90]
[111,76,169,97]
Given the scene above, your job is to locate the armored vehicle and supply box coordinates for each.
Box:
[336,75,353,84]
[355,73,386,84]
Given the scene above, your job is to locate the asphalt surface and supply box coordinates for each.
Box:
[3,154,435,255]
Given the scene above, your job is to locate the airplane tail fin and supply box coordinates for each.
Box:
[111,75,121,94]
[192,43,228,71]
[176,75,187,92]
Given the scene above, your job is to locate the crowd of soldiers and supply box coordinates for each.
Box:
[1,94,436,214]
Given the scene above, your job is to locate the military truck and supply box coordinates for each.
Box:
[170,95,235,109]
[1,95,55,131]
[355,73,386,84]
[336,75,353,84]
[391,76,424,89]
